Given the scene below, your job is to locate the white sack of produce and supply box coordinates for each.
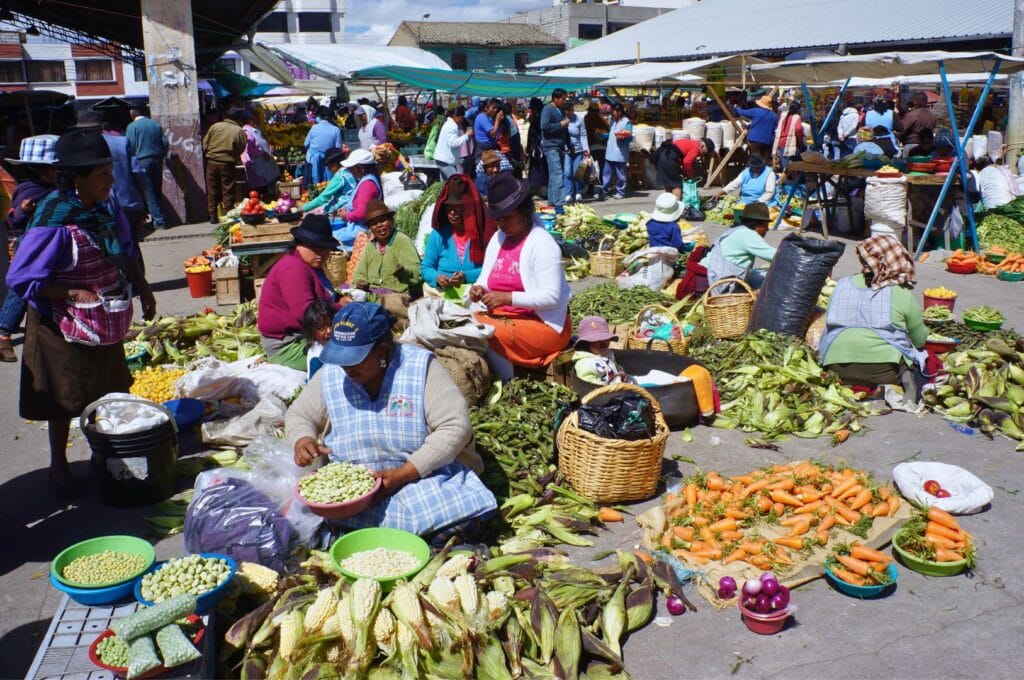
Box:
[415,202,437,256]
[380,171,405,198]
[893,461,993,515]
[865,176,908,228]
[200,397,287,448]
[401,297,495,353]
[179,357,305,405]
[92,393,169,435]
[384,189,423,212]
[616,246,679,292]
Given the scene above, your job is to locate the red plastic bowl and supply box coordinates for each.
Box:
[737,599,791,635]
[295,476,382,519]
[933,158,955,172]
[923,294,956,311]
[945,260,977,275]
[89,615,205,677]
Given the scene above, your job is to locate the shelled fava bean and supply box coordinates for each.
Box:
[140,554,231,603]
[298,462,376,504]
[95,635,130,667]
[62,551,147,586]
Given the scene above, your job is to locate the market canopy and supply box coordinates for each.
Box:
[259,43,451,83]
[749,51,1024,84]
[543,55,766,87]
[349,66,605,98]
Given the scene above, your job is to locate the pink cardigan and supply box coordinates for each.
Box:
[257,250,335,339]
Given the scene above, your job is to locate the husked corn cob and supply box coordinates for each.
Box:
[304,588,339,633]
[236,562,279,595]
[435,553,473,580]
[389,582,431,648]
[454,573,480,617]
[336,595,355,643]
[350,579,381,622]
[373,608,396,656]
[278,609,303,660]
[485,590,509,624]
[427,576,460,612]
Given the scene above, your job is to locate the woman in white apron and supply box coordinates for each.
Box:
[700,201,778,292]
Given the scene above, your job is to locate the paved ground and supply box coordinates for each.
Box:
[2,192,1022,678]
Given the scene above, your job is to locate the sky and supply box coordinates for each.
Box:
[344,0,552,44]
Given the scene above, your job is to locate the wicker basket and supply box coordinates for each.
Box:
[589,235,625,278]
[627,304,690,353]
[324,251,348,289]
[556,383,669,503]
[702,277,755,339]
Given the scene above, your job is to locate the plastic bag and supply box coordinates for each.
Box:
[575,157,593,183]
[682,179,701,210]
[400,297,495,353]
[616,247,679,292]
[747,234,845,337]
[865,176,908,228]
[415,202,437,256]
[423,119,441,160]
[199,396,287,447]
[93,393,170,435]
[577,394,656,441]
[893,462,993,515]
[384,189,423,212]
[178,357,305,406]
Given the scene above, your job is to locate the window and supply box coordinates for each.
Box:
[607,22,632,34]
[578,23,603,40]
[132,60,147,82]
[0,60,25,83]
[298,12,331,32]
[257,11,287,33]
[514,52,529,70]
[450,51,467,70]
[26,60,66,83]
[75,59,114,82]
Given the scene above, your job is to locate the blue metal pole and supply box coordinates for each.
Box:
[772,172,802,230]
[800,83,818,147]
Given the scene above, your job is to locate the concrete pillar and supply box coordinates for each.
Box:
[140,0,206,225]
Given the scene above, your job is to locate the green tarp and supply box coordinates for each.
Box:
[352,66,603,97]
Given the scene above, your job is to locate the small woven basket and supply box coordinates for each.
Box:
[324,251,348,289]
[702,276,755,339]
[589,235,625,278]
[627,304,690,354]
[556,383,668,503]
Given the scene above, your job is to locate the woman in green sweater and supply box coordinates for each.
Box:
[351,200,422,296]
[818,235,927,400]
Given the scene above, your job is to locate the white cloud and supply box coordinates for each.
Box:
[345,0,552,44]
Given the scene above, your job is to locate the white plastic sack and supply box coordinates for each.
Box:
[415,202,437,256]
[200,396,287,447]
[400,298,495,354]
[616,247,679,292]
[381,171,405,198]
[893,461,993,515]
[865,176,908,228]
[384,189,423,212]
[93,393,170,435]
[179,357,305,406]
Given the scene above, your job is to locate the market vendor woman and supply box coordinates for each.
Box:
[286,302,497,535]
[699,201,777,291]
[818,234,928,400]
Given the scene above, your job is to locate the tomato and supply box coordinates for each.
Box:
[934,489,952,498]
[923,480,942,496]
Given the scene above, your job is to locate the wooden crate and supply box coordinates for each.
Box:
[279,180,303,199]
[254,276,267,302]
[240,220,295,243]
[214,266,241,305]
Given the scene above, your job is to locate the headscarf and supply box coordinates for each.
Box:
[359,105,377,134]
[430,174,487,265]
[30,189,128,275]
[856,234,915,290]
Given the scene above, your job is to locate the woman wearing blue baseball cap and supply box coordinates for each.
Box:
[285,302,497,535]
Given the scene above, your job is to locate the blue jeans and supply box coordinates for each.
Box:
[0,288,26,334]
[544,147,565,212]
[136,158,166,227]
[602,160,627,197]
[563,152,585,200]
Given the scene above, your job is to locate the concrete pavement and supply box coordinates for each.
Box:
[2,193,1023,678]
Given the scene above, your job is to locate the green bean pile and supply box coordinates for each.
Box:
[62,551,147,586]
[95,635,130,667]
[298,462,376,504]
[568,282,673,325]
[140,554,231,603]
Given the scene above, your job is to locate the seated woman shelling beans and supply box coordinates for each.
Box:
[285,302,497,537]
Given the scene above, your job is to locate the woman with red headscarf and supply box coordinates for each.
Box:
[420,175,493,299]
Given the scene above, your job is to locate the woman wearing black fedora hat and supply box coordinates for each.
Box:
[469,172,571,382]
[257,213,343,371]
[6,128,156,497]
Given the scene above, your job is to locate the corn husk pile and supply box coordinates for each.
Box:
[126,301,261,366]
[224,544,681,678]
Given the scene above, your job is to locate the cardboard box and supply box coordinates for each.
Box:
[214,266,241,305]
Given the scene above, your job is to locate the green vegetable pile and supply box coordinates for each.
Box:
[704,194,739,225]
[690,331,877,441]
[557,203,615,246]
[298,462,376,505]
[569,282,673,325]
[62,550,147,586]
[923,305,954,321]
[963,305,1005,323]
[614,219,650,254]
[978,198,1024,253]
[126,300,261,366]
[924,320,1019,351]
[95,635,130,667]
[140,554,232,603]
[394,181,444,240]
[563,256,590,282]
[923,337,1024,447]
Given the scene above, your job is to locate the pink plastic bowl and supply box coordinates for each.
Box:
[295,476,382,519]
[737,599,791,635]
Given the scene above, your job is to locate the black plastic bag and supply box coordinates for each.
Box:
[577,394,656,441]
[748,234,845,337]
[682,206,705,222]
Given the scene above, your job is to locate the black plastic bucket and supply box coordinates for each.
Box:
[80,398,179,507]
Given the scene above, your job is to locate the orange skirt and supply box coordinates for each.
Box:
[475,311,572,369]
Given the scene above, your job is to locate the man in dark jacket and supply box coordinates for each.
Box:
[541,88,569,214]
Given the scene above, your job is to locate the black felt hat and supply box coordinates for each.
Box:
[290,213,340,250]
[55,129,113,167]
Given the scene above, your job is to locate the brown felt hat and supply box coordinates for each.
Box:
[363,199,394,226]
[442,177,468,206]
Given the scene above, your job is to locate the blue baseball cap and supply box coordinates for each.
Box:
[318,302,392,367]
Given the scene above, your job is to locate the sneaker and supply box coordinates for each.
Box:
[597,193,606,201]
[0,335,15,362]
[575,193,583,202]
[612,193,625,200]
[565,194,574,205]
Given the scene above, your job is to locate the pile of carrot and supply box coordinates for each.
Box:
[659,461,900,572]
[827,543,893,586]
[896,507,975,565]
[994,252,1024,273]
[946,249,981,269]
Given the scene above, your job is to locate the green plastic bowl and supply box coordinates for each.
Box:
[329,528,430,589]
[825,563,898,598]
[892,528,968,577]
[998,270,1024,282]
[962,317,1004,331]
[51,535,155,589]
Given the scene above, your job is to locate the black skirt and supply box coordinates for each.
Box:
[20,307,132,421]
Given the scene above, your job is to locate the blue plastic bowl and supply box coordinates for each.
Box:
[134,553,237,615]
[163,398,205,429]
[50,564,154,606]
[825,562,898,598]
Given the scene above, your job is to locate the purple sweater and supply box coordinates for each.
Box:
[7,180,55,233]
[256,250,336,340]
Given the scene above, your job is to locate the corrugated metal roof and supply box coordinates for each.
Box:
[398,21,562,48]
[530,0,1012,68]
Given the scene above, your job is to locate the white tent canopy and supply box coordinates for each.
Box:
[542,55,765,88]
[749,51,1024,84]
[259,42,451,83]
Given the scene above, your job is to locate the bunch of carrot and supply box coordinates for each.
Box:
[946,249,981,269]
[897,507,976,566]
[659,461,900,573]
[826,543,893,586]
[994,252,1024,273]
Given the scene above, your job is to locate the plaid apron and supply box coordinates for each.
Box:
[320,343,496,534]
[50,225,133,346]
[704,228,750,293]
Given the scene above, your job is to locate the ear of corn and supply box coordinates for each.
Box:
[625,582,654,632]
[453,574,480,619]
[477,636,514,680]
[427,577,460,612]
[530,593,557,665]
[278,609,303,661]
[485,590,509,627]
[304,587,340,633]
[435,553,473,580]
[336,595,355,645]
[502,613,524,678]
[237,562,279,596]
[554,608,581,679]
[373,607,396,657]
[349,579,382,672]
[395,620,420,680]
[601,577,627,658]
[389,582,432,649]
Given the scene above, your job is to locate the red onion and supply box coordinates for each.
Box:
[761,577,781,597]
[759,571,777,583]
[741,593,758,610]
[741,579,762,596]
[666,595,686,616]
[770,587,790,611]
[755,593,772,613]
[719,576,737,591]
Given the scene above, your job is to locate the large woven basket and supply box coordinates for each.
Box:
[627,304,690,354]
[556,383,669,503]
[589,235,625,278]
[702,277,755,339]
[324,251,348,289]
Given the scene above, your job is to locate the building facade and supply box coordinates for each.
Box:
[226,0,346,80]
[508,0,693,49]
[388,22,562,71]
